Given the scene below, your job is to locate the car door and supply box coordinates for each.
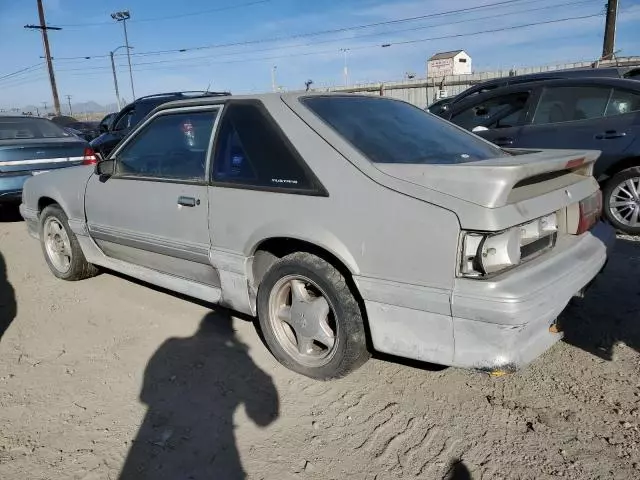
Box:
[448,88,533,147]
[85,106,222,286]
[513,84,638,175]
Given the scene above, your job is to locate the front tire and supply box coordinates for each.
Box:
[39,204,99,281]
[256,252,369,380]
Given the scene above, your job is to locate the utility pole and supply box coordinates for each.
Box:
[111,11,135,100]
[271,65,277,92]
[602,0,618,60]
[42,101,48,116]
[65,95,72,116]
[340,48,350,86]
[24,0,62,115]
[109,47,132,109]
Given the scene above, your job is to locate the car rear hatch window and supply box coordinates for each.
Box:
[302,95,507,165]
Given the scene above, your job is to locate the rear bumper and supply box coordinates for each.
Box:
[0,175,30,203]
[450,221,615,370]
[19,204,39,239]
[357,222,615,371]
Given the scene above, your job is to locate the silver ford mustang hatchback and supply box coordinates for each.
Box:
[20,93,614,379]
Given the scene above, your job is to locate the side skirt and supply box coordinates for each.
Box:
[76,234,222,305]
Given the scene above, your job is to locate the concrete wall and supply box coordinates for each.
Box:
[319,57,640,109]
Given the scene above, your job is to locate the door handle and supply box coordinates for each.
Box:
[493,137,514,146]
[595,130,627,140]
[177,196,199,207]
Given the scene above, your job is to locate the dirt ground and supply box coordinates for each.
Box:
[1,210,639,480]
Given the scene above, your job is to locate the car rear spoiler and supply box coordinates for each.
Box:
[375,149,600,208]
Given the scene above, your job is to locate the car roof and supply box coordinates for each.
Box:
[477,66,625,86]
[479,76,640,91]
[132,91,230,104]
[447,66,636,105]
[152,91,407,112]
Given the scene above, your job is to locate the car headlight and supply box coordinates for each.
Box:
[460,213,558,278]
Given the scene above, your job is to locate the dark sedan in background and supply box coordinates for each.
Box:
[429,65,640,116]
[0,116,97,204]
[51,115,101,142]
[442,76,640,234]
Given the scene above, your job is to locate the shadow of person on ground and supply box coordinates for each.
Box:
[561,237,640,360]
[119,311,279,480]
[444,459,473,479]
[0,250,17,342]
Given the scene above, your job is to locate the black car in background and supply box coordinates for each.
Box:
[97,112,117,134]
[432,66,640,117]
[426,96,452,114]
[443,77,640,234]
[50,115,101,142]
[0,116,95,204]
[90,91,230,158]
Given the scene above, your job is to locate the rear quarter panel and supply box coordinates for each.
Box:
[22,165,94,222]
[208,97,461,290]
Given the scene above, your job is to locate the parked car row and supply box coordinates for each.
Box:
[19,91,614,380]
[0,91,229,205]
[0,116,96,204]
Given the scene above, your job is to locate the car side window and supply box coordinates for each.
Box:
[212,102,317,192]
[605,89,640,116]
[115,110,218,181]
[451,92,529,130]
[113,109,134,131]
[532,86,612,125]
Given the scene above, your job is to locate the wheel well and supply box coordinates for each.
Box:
[37,197,58,213]
[251,237,355,288]
[601,157,640,181]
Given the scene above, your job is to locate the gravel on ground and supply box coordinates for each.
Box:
[1,212,639,479]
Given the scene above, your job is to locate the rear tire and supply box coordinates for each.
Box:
[39,204,99,281]
[256,252,369,380]
[602,167,640,235]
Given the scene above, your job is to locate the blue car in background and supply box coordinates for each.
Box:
[0,116,96,205]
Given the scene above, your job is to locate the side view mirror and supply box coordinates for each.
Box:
[96,159,115,176]
[472,126,489,133]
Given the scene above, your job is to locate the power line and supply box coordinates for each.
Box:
[0,62,44,81]
[55,0,274,27]
[53,0,602,71]
[0,8,608,88]
[49,0,541,60]
[0,4,613,91]
[51,12,606,75]
[383,12,604,47]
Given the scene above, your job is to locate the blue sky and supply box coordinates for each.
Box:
[1,0,639,111]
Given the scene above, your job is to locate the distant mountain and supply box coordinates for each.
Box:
[19,101,120,116]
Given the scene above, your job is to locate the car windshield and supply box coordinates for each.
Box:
[0,117,69,140]
[303,96,506,164]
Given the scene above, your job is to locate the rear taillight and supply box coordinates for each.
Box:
[83,147,98,165]
[577,190,602,234]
